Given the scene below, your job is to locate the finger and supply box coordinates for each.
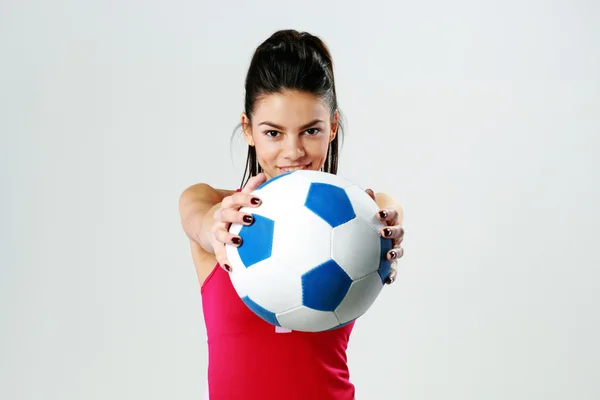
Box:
[213,241,231,272]
[242,172,267,193]
[216,207,255,226]
[365,188,376,201]
[221,191,262,210]
[393,235,404,248]
[212,222,240,272]
[381,225,404,240]
[386,265,398,285]
[377,208,399,224]
[212,222,243,247]
[387,246,404,262]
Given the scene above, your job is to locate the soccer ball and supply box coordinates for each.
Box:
[225,170,393,332]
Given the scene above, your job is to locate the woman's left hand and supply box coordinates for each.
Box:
[366,189,404,285]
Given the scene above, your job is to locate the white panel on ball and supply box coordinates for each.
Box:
[270,207,333,276]
[237,256,303,314]
[253,171,313,211]
[331,218,381,280]
[235,173,311,226]
[335,271,384,325]
[344,185,386,234]
[227,247,250,298]
[293,169,355,189]
[276,306,341,332]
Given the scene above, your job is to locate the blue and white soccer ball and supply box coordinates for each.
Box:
[225,170,393,332]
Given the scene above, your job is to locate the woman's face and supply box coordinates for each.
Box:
[242,90,338,180]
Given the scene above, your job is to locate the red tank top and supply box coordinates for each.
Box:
[201,262,356,400]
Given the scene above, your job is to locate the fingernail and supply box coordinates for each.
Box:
[379,211,387,219]
[383,228,392,237]
[243,215,253,224]
[389,250,397,260]
[224,264,232,272]
[251,197,261,205]
[231,237,242,246]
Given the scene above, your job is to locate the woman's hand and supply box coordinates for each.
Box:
[366,189,405,284]
[211,173,267,272]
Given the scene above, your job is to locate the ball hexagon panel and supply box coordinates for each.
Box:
[335,271,384,324]
[301,259,353,312]
[235,214,275,268]
[234,256,303,315]
[293,170,355,189]
[276,305,341,332]
[344,185,387,234]
[270,206,332,275]
[305,182,356,228]
[331,218,381,280]
[377,236,394,284]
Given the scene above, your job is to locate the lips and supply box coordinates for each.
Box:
[278,164,309,173]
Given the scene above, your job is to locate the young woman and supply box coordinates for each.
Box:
[179,29,405,400]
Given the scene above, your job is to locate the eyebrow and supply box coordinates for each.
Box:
[258,119,324,130]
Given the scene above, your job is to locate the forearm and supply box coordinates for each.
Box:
[179,184,224,252]
[181,202,220,250]
[196,202,222,253]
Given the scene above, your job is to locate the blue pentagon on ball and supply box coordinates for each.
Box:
[301,259,353,312]
[304,182,356,228]
[237,214,275,268]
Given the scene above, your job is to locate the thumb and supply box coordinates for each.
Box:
[242,172,267,193]
[365,188,376,201]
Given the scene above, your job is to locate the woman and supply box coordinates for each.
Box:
[179,29,405,400]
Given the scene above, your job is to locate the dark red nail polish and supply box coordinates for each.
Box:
[232,237,242,245]
[243,215,253,224]
[389,250,397,259]
[251,197,260,205]
[224,264,232,272]
[379,211,387,219]
[383,228,392,237]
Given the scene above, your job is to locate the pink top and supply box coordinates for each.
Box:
[201,262,356,399]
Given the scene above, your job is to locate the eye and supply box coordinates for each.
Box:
[264,130,280,137]
[305,128,320,135]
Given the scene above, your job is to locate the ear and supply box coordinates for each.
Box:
[241,112,255,146]
[329,110,339,142]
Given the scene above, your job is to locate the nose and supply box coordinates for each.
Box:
[282,135,306,161]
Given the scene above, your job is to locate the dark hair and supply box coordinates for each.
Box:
[237,29,344,187]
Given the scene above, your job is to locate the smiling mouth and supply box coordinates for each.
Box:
[278,164,309,173]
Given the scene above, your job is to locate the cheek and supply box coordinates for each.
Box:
[253,137,278,160]
[307,137,331,157]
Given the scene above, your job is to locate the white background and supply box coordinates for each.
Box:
[1,0,599,399]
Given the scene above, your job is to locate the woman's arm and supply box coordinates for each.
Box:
[178,184,235,252]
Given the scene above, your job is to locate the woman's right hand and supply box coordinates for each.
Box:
[211,173,267,272]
